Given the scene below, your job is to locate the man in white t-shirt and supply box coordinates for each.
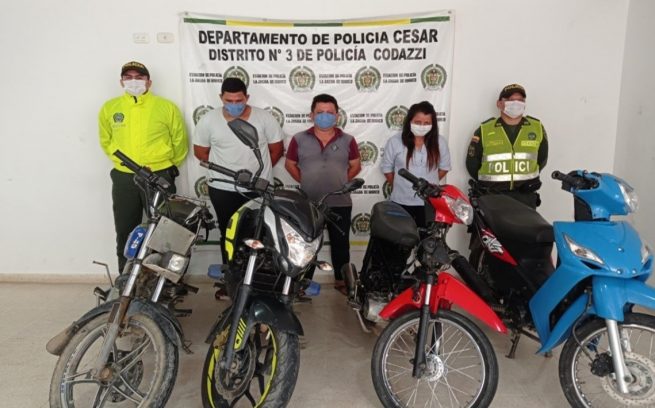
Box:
[193,77,284,262]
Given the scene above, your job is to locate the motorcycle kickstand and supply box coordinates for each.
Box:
[353,309,372,333]
[507,330,521,359]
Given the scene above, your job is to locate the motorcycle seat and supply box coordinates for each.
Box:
[370,201,419,247]
[477,195,554,243]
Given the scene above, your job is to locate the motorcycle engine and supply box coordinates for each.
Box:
[363,293,389,323]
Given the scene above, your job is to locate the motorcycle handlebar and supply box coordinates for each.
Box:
[200,161,237,179]
[398,168,420,185]
[398,168,440,197]
[552,170,586,189]
[113,150,170,191]
[551,170,597,190]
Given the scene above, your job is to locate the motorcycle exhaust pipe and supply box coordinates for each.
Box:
[450,255,497,305]
[342,263,358,299]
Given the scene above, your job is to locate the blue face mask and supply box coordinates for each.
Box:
[314,112,337,129]
[224,102,246,117]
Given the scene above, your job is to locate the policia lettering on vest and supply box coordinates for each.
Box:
[466,84,548,209]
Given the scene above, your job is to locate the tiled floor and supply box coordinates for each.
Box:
[0,281,569,407]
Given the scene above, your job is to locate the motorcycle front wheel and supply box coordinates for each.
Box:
[559,313,655,408]
[49,313,178,407]
[201,315,300,408]
[371,309,499,408]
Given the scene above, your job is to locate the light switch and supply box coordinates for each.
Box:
[157,32,174,43]
[133,33,150,44]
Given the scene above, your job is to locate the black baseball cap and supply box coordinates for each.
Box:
[121,61,150,77]
[498,83,526,100]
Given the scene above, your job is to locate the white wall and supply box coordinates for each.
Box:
[614,0,655,249]
[0,0,629,278]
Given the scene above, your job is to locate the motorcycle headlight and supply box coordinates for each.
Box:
[444,196,474,225]
[618,180,639,213]
[280,218,321,268]
[161,252,189,274]
[642,244,652,265]
[564,234,604,265]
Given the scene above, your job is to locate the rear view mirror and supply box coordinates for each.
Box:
[227,119,259,149]
[342,178,365,193]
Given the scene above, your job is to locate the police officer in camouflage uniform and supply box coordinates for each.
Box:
[466,84,548,208]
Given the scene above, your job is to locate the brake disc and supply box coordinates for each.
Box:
[600,352,655,406]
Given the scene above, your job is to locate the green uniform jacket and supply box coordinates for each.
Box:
[99,92,188,172]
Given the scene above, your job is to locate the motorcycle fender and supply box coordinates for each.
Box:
[378,273,508,335]
[46,299,182,356]
[204,297,304,351]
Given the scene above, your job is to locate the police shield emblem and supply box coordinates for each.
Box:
[355,66,381,92]
[223,66,250,88]
[421,64,447,90]
[289,66,315,92]
[385,106,409,130]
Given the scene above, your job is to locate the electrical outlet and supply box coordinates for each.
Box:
[133,33,150,44]
[157,32,174,43]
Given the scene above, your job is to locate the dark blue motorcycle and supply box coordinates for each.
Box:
[461,170,654,407]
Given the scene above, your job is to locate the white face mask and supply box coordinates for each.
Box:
[410,123,432,137]
[503,100,526,119]
[123,79,147,96]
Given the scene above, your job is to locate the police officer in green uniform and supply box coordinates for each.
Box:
[466,84,548,208]
[99,61,189,272]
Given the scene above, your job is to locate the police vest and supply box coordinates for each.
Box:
[478,117,543,189]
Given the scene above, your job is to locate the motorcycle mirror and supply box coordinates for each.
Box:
[341,178,365,193]
[227,118,259,150]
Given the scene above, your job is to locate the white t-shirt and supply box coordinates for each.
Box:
[193,107,283,191]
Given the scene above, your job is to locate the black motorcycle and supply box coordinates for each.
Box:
[47,151,213,407]
[200,118,363,408]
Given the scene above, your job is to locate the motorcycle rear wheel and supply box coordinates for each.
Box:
[201,314,300,408]
[371,309,499,408]
[49,313,178,407]
[559,313,655,408]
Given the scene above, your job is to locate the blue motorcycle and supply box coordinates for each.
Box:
[458,170,654,407]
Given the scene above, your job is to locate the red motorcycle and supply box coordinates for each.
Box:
[370,169,508,408]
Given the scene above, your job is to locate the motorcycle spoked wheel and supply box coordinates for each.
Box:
[201,317,300,408]
[371,309,499,408]
[559,313,655,408]
[49,313,178,407]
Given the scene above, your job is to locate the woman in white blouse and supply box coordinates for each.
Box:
[381,101,451,228]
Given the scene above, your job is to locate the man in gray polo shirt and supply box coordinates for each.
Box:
[285,94,361,294]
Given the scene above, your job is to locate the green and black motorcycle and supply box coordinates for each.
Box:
[200,118,363,408]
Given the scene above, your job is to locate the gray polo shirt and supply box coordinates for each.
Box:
[287,128,359,207]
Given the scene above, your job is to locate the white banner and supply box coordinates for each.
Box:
[180,11,455,247]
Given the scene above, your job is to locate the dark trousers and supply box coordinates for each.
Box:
[208,187,257,263]
[111,168,176,272]
[306,206,352,281]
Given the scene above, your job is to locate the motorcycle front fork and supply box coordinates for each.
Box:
[220,252,293,371]
[413,274,441,378]
[92,221,159,377]
[606,319,632,394]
